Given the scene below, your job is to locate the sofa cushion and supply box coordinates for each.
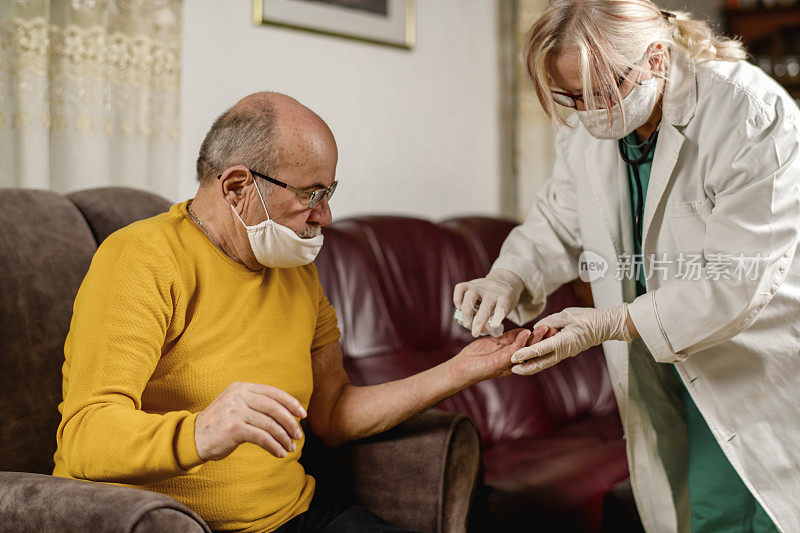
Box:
[67,187,172,245]
[322,217,482,349]
[483,413,626,487]
[0,190,98,474]
[311,224,406,359]
[440,217,518,273]
[477,413,628,532]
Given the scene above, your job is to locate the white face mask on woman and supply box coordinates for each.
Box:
[576,76,659,140]
[231,182,324,268]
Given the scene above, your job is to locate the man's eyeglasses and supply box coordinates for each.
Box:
[551,67,636,108]
[217,169,337,209]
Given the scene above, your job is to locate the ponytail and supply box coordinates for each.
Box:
[667,11,747,62]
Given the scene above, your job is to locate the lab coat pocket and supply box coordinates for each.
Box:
[668,198,713,254]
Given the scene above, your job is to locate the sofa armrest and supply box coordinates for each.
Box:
[0,472,210,532]
[334,410,481,533]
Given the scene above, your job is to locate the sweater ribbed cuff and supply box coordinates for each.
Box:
[175,412,205,473]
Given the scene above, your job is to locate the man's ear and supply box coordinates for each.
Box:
[219,166,252,207]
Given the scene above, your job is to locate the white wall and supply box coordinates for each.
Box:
[179,0,506,221]
[514,0,555,221]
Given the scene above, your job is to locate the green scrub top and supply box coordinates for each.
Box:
[620,131,777,533]
[622,132,653,297]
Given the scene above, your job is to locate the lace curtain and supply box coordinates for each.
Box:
[0,0,182,198]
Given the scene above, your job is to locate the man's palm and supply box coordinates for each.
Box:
[453,326,549,384]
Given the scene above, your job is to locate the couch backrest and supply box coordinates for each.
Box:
[315,217,618,447]
[0,191,96,474]
[0,187,171,474]
[67,187,174,245]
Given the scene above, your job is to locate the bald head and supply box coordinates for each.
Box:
[195,91,336,186]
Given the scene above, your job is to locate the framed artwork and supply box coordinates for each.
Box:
[253,0,415,49]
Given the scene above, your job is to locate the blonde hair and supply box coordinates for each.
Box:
[523,0,747,126]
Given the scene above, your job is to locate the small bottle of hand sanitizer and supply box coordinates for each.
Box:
[453,307,504,337]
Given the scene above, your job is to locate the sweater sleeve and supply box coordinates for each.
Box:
[56,232,206,484]
[309,264,341,354]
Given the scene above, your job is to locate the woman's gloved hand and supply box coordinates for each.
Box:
[510,303,634,375]
[453,269,524,338]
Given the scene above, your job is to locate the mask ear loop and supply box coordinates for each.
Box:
[620,48,658,130]
[251,175,272,222]
[229,176,272,227]
[230,204,248,227]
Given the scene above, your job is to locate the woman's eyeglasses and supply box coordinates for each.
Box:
[551,67,636,109]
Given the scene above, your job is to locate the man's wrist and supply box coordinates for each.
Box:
[441,357,475,396]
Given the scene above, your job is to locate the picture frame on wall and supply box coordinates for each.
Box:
[253,0,415,49]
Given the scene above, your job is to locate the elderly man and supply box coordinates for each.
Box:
[52,92,543,532]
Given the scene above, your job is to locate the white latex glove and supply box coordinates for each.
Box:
[453,269,524,338]
[510,304,633,375]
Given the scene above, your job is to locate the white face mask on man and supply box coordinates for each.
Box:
[576,76,660,140]
[231,181,324,268]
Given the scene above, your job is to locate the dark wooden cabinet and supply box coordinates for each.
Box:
[724,4,800,100]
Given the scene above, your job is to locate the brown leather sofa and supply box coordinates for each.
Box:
[0,187,480,533]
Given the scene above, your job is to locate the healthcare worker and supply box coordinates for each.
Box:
[453,1,800,532]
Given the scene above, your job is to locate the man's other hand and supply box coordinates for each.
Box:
[448,326,551,386]
[195,381,307,461]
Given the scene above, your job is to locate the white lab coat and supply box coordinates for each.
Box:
[493,47,800,533]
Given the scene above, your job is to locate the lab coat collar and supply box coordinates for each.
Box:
[661,46,697,127]
[638,48,695,259]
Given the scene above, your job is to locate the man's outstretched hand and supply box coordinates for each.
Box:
[449,325,552,387]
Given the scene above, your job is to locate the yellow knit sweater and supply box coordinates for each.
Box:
[53,200,340,532]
